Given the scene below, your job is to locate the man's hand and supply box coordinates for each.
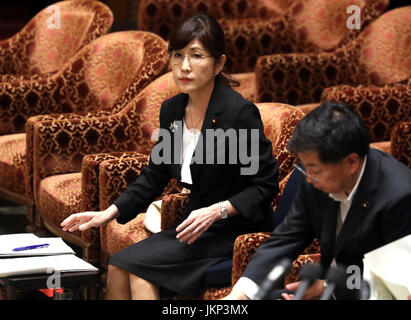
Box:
[281,280,324,300]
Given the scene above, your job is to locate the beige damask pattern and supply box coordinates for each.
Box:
[0,133,26,195]
[137,0,387,74]
[231,232,321,287]
[137,0,292,40]
[0,0,113,77]
[256,6,410,105]
[321,83,411,143]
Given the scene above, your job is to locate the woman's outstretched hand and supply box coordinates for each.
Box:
[61,204,119,232]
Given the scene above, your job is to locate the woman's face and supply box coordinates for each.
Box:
[170,38,225,95]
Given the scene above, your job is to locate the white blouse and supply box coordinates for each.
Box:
[180,120,201,185]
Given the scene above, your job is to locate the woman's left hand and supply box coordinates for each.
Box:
[176,203,221,245]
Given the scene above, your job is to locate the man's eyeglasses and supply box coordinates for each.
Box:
[292,163,319,182]
[170,52,213,66]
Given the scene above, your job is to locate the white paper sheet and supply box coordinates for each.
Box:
[0,234,75,257]
[0,254,98,277]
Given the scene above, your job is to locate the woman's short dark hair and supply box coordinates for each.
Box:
[287,101,370,163]
[168,14,239,87]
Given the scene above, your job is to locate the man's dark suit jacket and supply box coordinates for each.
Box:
[242,149,411,299]
[113,79,279,235]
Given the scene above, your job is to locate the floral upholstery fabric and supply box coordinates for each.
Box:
[221,0,388,73]
[391,121,411,168]
[137,0,387,74]
[0,133,26,195]
[137,0,292,40]
[321,83,411,143]
[0,0,113,77]
[256,6,410,105]
[232,232,321,287]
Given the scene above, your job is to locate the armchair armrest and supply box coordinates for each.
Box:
[255,48,355,105]
[97,154,182,253]
[231,232,271,285]
[81,151,147,212]
[160,193,189,230]
[231,233,321,286]
[284,253,322,286]
[98,155,150,211]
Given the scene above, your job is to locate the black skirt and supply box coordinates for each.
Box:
[109,220,242,297]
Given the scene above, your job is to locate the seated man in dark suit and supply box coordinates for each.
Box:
[224,101,411,300]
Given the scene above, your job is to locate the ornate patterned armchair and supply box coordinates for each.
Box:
[321,81,411,155]
[137,0,387,76]
[97,103,320,298]
[255,6,410,105]
[30,73,180,264]
[137,0,292,42]
[221,0,387,74]
[0,31,168,223]
[0,0,113,78]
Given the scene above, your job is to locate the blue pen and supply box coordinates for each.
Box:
[12,244,50,252]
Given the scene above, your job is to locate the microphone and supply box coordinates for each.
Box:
[320,265,346,300]
[254,258,292,300]
[292,263,323,300]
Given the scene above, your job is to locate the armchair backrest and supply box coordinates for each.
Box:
[283,0,388,53]
[354,6,411,85]
[0,0,113,75]
[321,82,411,143]
[115,72,181,155]
[137,0,292,40]
[52,31,169,113]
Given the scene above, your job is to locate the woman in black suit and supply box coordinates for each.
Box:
[61,14,279,299]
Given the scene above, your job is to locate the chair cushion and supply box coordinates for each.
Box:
[38,173,83,235]
[0,133,26,195]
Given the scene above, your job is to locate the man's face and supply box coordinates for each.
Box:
[296,150,358,195]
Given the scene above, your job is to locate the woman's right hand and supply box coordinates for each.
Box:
[60,204,119,232]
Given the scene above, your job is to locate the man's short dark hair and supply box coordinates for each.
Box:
[287,101,370,163]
